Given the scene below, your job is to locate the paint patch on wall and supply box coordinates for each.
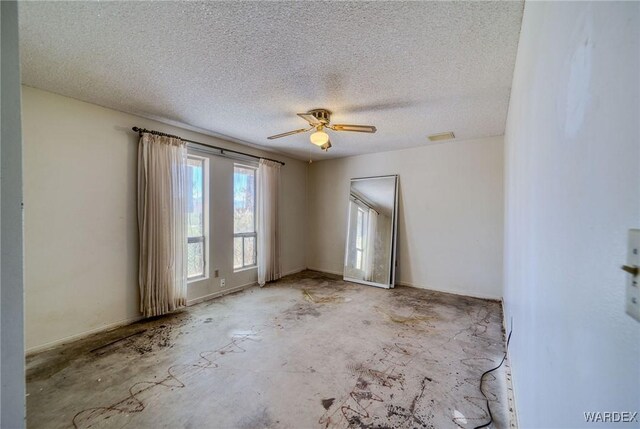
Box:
[560,8,593,139]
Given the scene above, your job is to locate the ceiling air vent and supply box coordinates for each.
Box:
[428,132,455,142]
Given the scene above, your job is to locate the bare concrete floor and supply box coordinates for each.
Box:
[26,271,509,429]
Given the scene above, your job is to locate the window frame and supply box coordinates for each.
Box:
[233,163,258,271]
[187,154,209,283]
[355,206,366,270]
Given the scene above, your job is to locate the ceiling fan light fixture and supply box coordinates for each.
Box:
[310,129,329,146]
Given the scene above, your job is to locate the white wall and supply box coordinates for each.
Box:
[22,86,307,352]
[503,2,640,427]
[1,1,26,426]
[307,136,504,299]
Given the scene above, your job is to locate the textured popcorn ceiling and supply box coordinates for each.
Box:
[19,1,524,160]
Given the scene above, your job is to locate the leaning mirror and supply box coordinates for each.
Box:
[344,175,399,289]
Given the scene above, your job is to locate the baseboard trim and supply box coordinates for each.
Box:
[306,268,501,301]
[26,314,144,355]
[282,267,307,277]
[395,279,502,301]
[502,299,519,428]
[26,271,500,355]
[306,266,344,277]
[186,281,256,306]
[28,282,260,355]
[27,271,305,355]
[306,268,502,301]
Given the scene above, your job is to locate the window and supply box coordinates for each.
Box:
[187,156,207,280]
[233,164,257,270]
[355,207,366,270]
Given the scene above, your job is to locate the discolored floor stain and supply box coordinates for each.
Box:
[26,312,192,384]
[322,398,336,410]
[26,270,509,429]
[237,407,273,429]
[302,288,344,304]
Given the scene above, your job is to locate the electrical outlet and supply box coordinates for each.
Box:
[220,278,226,288]
[625,229,640,322]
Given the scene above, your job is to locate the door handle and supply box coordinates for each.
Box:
[621,265,639,276]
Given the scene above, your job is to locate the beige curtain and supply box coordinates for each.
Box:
[363,208,377,282]
[257,159,281,286]
[137,133,188,317]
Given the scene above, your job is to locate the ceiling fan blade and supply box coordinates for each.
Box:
[267,127,311,140]
[330,124,377,133]
[297,113,322,126]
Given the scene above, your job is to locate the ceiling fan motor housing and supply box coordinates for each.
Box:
[308,109,331,125]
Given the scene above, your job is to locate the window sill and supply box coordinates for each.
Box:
[188,275,209,284]
[233,266,257,274]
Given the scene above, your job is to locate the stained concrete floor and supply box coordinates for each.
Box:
[26,271,510,429]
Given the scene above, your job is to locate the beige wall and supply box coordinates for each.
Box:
[22,86,307,352]
[307,136,504,299]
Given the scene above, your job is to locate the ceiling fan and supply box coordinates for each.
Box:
[267,109,377,152]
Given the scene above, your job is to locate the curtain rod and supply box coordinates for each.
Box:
[350,193,379,215]
[132,127,285,166]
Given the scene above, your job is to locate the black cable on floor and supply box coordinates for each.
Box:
[473,326,513,429]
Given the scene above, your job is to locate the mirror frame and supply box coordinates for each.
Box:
[343,174,399,289]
